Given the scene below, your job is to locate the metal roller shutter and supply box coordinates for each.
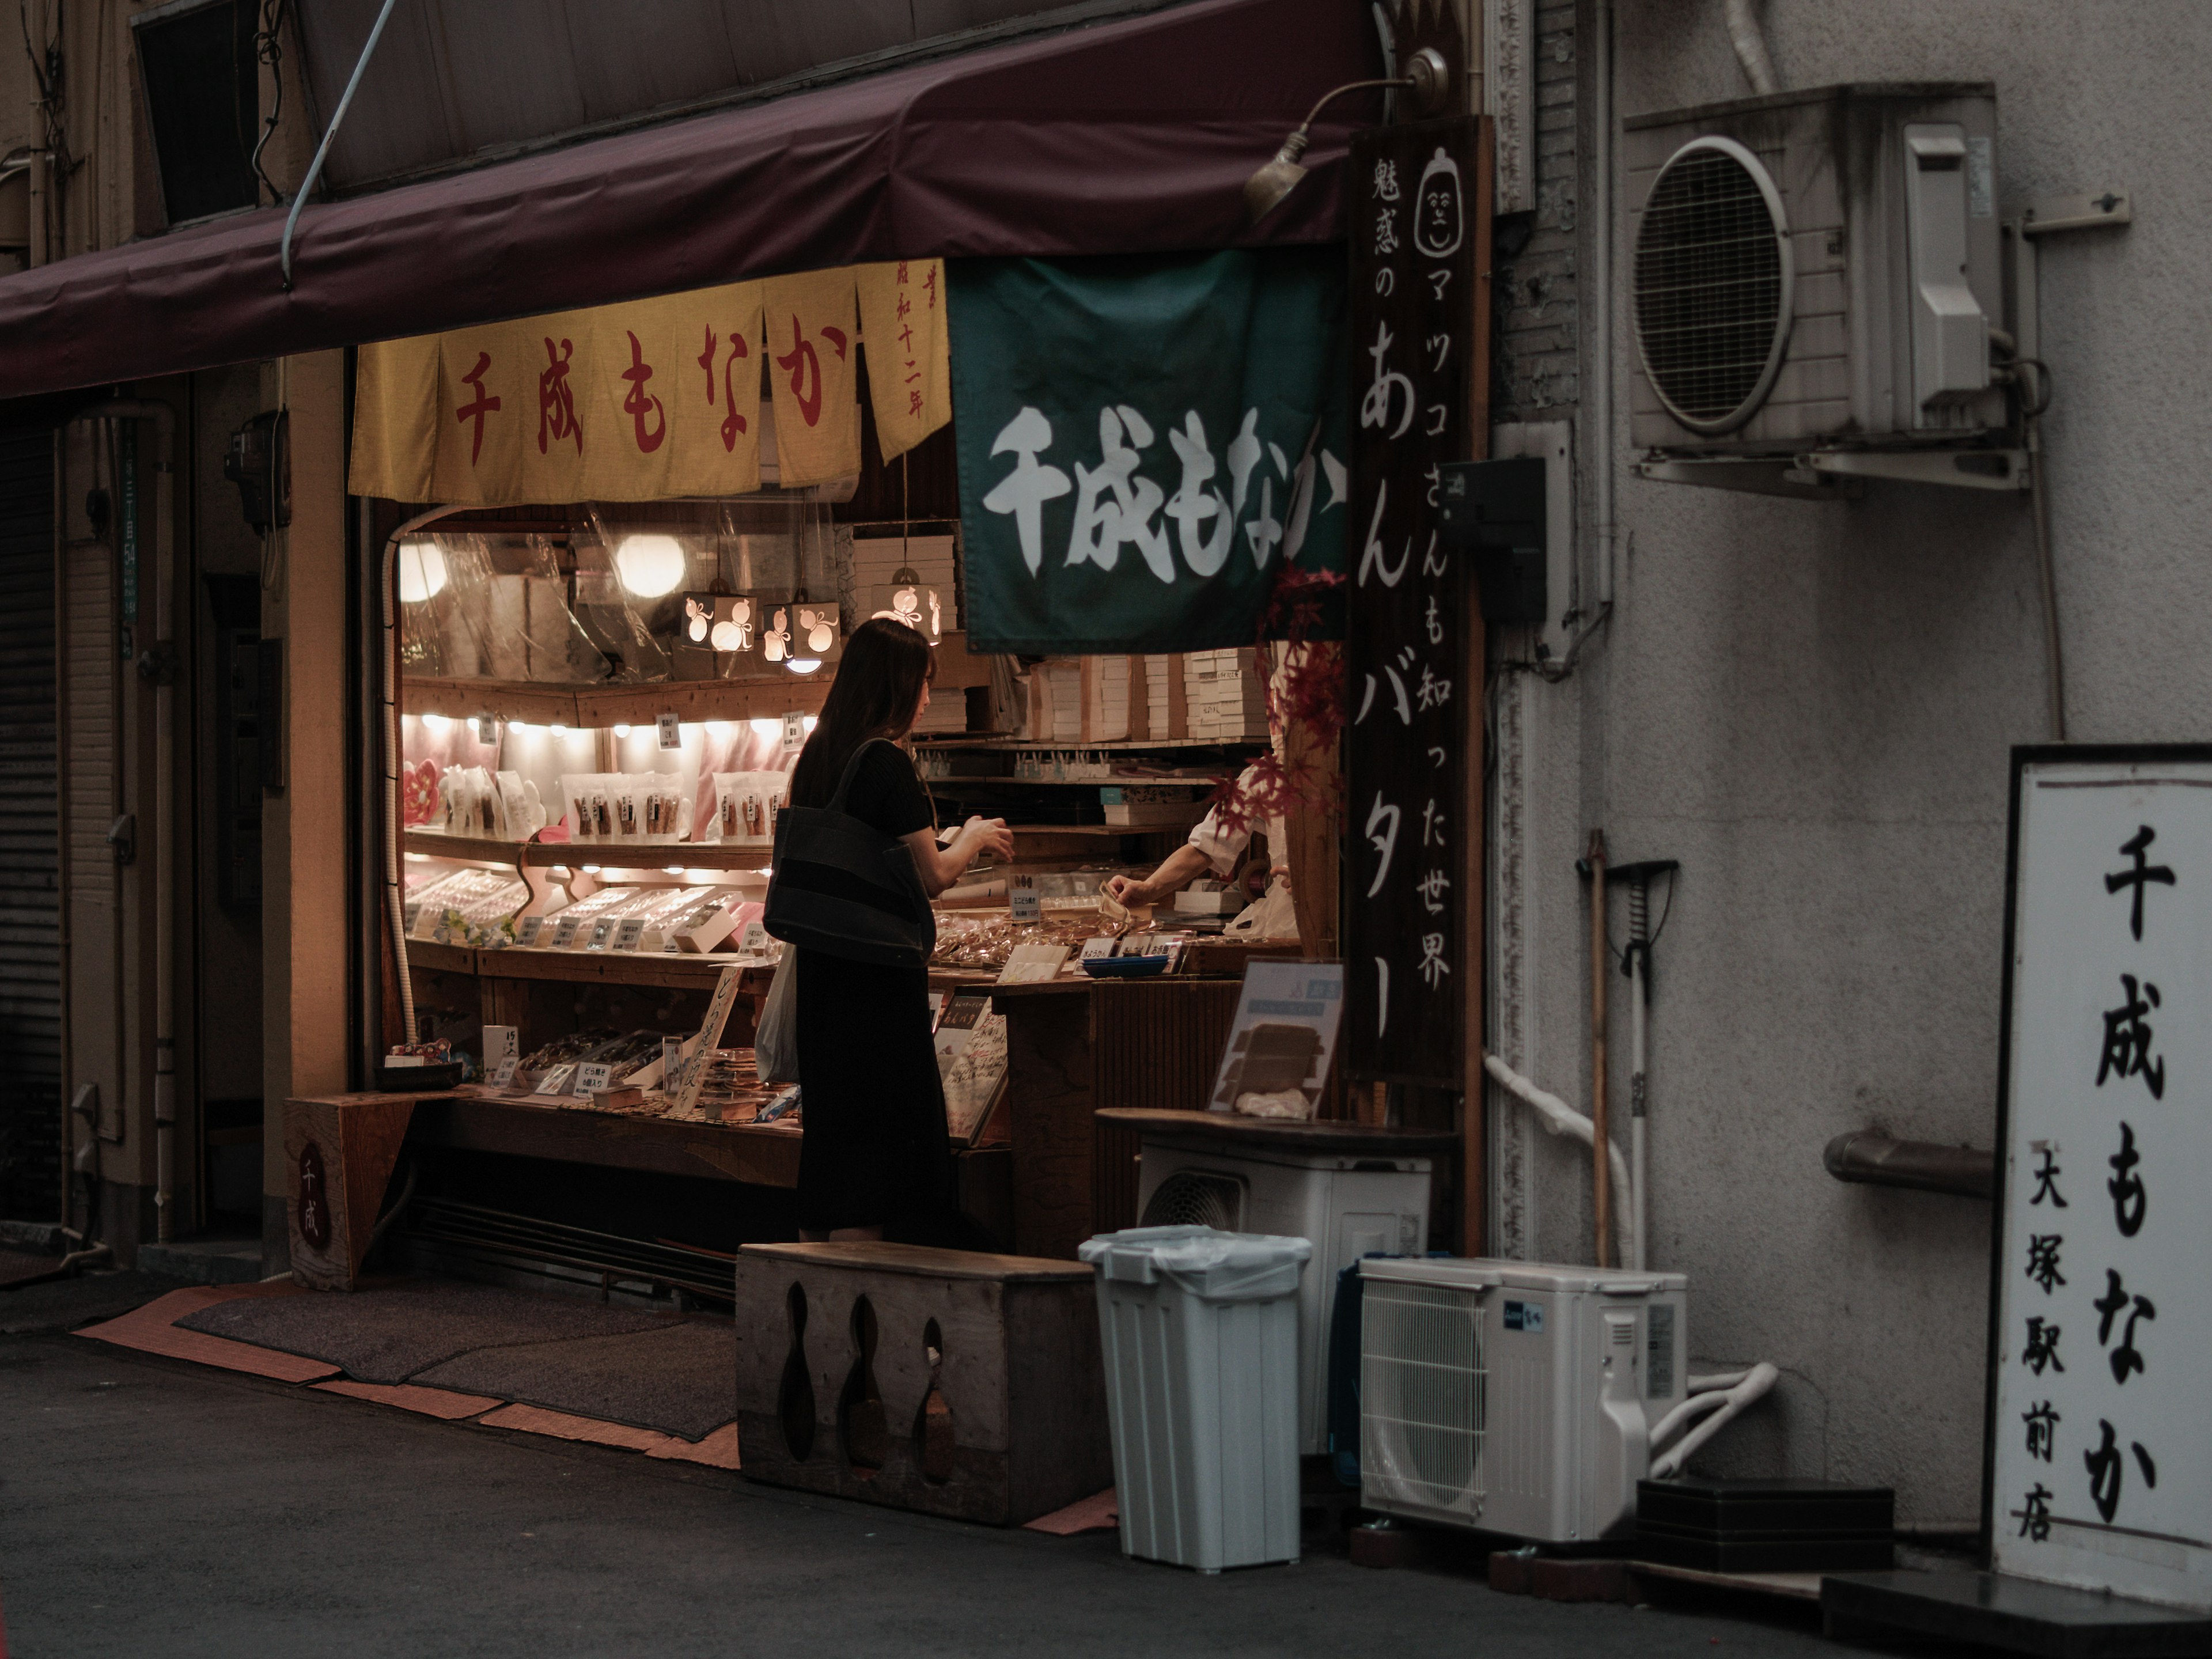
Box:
[0,429,59,1221]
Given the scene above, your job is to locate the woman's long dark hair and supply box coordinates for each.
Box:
[787,617,936,809]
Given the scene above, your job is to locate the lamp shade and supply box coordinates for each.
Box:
[615,533,688,598]
[397,539,448,603]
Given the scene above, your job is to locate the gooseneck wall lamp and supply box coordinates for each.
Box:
[1243,48,1452,226]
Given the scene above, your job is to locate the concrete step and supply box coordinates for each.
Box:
[134,1238,266,1286]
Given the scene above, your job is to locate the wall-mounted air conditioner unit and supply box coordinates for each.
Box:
[1626,83,2019,493]
[1137,1136,1430,1457]
[1359,1258,1688,1544]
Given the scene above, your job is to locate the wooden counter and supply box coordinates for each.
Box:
[990,976,1247,1260]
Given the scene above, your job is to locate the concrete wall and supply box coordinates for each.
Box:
[1493,0,2212,1527]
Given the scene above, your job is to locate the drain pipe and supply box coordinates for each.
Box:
[381,507,456,1044]
[1722,0,1779,96]
[84,403,178,1243]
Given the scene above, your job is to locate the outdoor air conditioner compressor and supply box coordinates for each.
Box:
[1136,1135,1431,1458]
[1626,82,2007,455]
[1357,1257,1689,1544]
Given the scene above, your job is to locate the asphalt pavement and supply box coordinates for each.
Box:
[0,1275,1888,1659]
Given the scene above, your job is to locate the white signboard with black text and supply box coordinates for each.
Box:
[1990,749,2212,1611]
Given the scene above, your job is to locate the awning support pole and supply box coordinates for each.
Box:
[281,0,399,291]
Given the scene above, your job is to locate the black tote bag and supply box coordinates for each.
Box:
[763,740,937,968]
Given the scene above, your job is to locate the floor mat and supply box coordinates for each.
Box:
[0,1248,60,1288]
[1025,1489,1119,1536]
[313,1380,505,1420]
[645,1423,742,1470]
[76,1284,335,1382]
[478,1403,675,1453]
[414,1320,736,1441]
[1,1270,194,1334]
[173,1281,676,1384]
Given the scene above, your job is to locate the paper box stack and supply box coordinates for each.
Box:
[1185,649,1270,740]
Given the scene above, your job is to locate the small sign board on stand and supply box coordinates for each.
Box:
[1986,747,2212,1615]
[1208,961,1344,1119]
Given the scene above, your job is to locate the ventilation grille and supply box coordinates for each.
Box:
[1139,1170,1244,1232]
[1361,1281,1486,1518]
[1634,139,1791,434]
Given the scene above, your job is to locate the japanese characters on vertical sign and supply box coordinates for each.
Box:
[1990,751,2212,1612]
[1344,118,1479,1089]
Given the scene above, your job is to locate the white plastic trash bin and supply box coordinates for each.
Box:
[1077,1224,1313,1573]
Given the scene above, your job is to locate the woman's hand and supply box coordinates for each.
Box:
[963,815,1016,863]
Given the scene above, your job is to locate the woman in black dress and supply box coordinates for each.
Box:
[782,618,1013,1242]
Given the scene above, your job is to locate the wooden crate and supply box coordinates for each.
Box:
[283,1093,420,1290]
[733,1241,1112,1526]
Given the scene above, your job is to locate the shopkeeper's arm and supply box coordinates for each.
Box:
[1101,842,1215,908]
[904,817,1017,899]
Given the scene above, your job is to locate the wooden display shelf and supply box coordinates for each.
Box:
[402,632,993,725]
[401,832,532,868]
[916,734,1266,751]
[407,1090,805,1188]
[405,938,998,994]
[404,830,772,870]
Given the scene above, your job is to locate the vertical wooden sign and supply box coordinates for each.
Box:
[1345,116,1482,1090]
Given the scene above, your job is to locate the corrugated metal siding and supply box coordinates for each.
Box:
[0,429,59,1219]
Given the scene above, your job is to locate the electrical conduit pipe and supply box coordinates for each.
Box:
[381,508,457,1046]
[1483,1052,1634,1268]
[82,403,177,1241]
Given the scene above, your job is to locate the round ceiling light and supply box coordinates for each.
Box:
[614,533,688,598]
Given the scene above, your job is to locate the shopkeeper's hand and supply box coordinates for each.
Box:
[964,815,1016,862]
[1103,873,1156,907]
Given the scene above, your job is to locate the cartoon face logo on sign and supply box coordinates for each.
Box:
[1413,146,1465,259]
[297,1142,331,1251]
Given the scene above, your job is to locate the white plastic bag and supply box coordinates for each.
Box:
[754,949,801,1084]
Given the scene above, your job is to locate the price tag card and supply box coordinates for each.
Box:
[534,1063,577,1096]
[1009,876,1041,923]
[514,915,545,947]
[575,1062,615,1095]
[613,918,648,952]
[586,918,616,950]
[484,1024,520,1086]
[551,915,582,948]
[1080,936,1120,961]
[740,920,770,955]
[657,711,681,751]
[672,965,746,1117]
[782,712,805,752]
[473,713,496,745]
[662,1037,686,1089]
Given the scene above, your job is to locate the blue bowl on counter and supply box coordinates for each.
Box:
[1082,954,1171,979]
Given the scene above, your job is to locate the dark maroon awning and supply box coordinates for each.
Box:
[0,0,1378,400]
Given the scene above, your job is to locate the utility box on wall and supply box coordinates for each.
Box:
[1438,456,1547,625]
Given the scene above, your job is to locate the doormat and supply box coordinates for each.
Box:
[1025,1489,1119,1536]
[415,1320,736,1442]
[76,1283,334,1382]
[312,1379,505,1420]
[173,1279,674,1384]
[0,1248,59,1289]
